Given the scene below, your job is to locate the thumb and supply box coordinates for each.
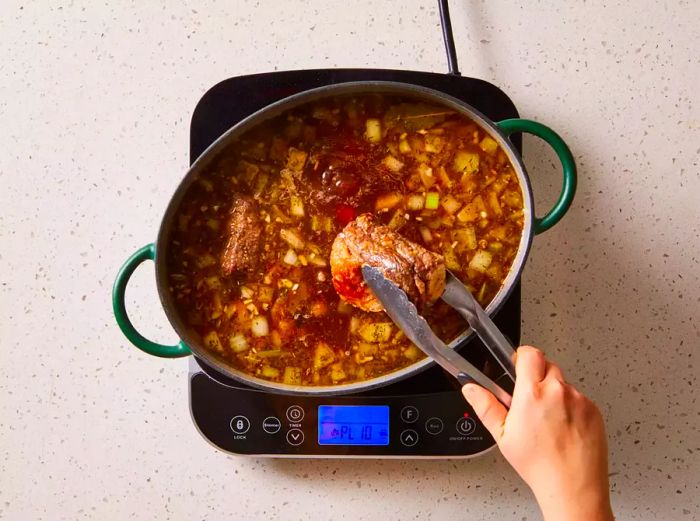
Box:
[462,383,507,441]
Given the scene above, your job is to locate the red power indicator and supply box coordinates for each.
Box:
[463,412,470,418]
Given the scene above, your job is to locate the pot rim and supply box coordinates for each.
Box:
[155,80,535,396]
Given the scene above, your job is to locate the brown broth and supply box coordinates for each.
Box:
[166,94,524,386]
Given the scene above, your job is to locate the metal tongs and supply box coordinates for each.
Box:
[362,266,516,408]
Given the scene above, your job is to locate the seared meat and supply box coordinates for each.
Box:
[221,196,262,275]
[330,213,446,312]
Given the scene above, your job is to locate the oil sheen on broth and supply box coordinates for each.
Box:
[167,94,524,386]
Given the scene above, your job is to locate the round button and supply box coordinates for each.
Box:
[400,429,419,447]
[262,416,281,434]
[230,415,250,434]
[286,428,304,446]
[425,417,444,435]
[286,405,305,422]
[456,417,476,435]
[400,406,419,423]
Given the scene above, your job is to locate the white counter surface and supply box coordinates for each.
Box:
[1,1,698,519]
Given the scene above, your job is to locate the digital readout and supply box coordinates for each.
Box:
[317,405,390,446]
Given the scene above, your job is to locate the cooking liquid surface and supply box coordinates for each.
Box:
[167,93,524,386]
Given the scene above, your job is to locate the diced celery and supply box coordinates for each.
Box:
[387,209,407,230]
[425,192,440,210]
[365,119,382,143]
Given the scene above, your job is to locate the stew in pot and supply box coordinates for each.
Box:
[166,93,524,386]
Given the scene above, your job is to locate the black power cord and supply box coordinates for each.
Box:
[438,0,461,76]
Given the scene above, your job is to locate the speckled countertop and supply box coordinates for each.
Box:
[1,1,698,520]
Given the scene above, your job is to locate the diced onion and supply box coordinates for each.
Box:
[406,194,425,211]
[251,315,269,337]
[469,250,493,273]
[290,195,305,217]
[240,285,254,298]
[229,334,249,353]
[382,155,404,172]
[283,249,298,266]
[280,228,305,249]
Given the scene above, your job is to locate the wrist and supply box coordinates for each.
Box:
[536,488,613,521]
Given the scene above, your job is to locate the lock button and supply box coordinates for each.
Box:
[230,415,251,435]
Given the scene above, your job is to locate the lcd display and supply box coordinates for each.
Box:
[317,405,390,446]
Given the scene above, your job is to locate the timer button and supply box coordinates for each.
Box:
[286,405,305,422]
[456,417,476,435]
[230,415,251,435]
[425,417,444,435]
[400,429,419,447]
[286,428,304,446]
[262,416,281,434]
[400,406,419,423]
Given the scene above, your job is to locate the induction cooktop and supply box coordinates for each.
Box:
[187,67,522,458]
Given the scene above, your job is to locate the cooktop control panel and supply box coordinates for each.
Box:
[189,365,495,457]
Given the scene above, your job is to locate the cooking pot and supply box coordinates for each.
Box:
[112,81,576,395]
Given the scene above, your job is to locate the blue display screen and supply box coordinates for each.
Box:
[317,405,390,446]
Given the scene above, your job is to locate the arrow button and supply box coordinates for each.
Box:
[400,429,419,447]
[286,428,304,446]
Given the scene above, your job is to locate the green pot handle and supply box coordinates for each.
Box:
[112,243,191,358]
[497,119,577,234]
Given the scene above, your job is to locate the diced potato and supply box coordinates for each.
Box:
[457,195,486,223]
[453,227,478,251]
[382,155,404,172]
[441,195,462,215]
[280,228,305,249]
[308,255,327,267]
[403,345,421,361]
[196,253,217,268]
[375,192,403,211]
[487,191,502,216]
[358,323,393,343]
[203,331,224,353]
[479,136,499,155]
[365,119,382,143]
[286,147,308,171]
[443,244,460,271]
[330,363,347,382]
[338,300,354,314]
[260,366,280,379]
[485,263,503,281]
[503,190,523,208]
[406,194,425,211]
[283,366,302,385]
[228,334,249,353]
[399,139,411,154]
[313,342,336,370]
[251,315,269,337]
[436,166,453,188]
[354,352,375,364]
[469,250,493,273]
[290,195,305,217]
[490,225,508,241]
[356,342,379,357]
[387,209,407,230]
[205,276,221,290]
[454,150,480,175]
[258,285,274,303]
[424,134,445,153]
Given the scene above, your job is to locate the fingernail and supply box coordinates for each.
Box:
[462,384,476,398]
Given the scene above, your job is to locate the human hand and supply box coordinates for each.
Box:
[462,346,614,521]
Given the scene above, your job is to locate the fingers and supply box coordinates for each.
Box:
[544,361,566,383]
[514,345,546,384]
[462,383,508,441]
